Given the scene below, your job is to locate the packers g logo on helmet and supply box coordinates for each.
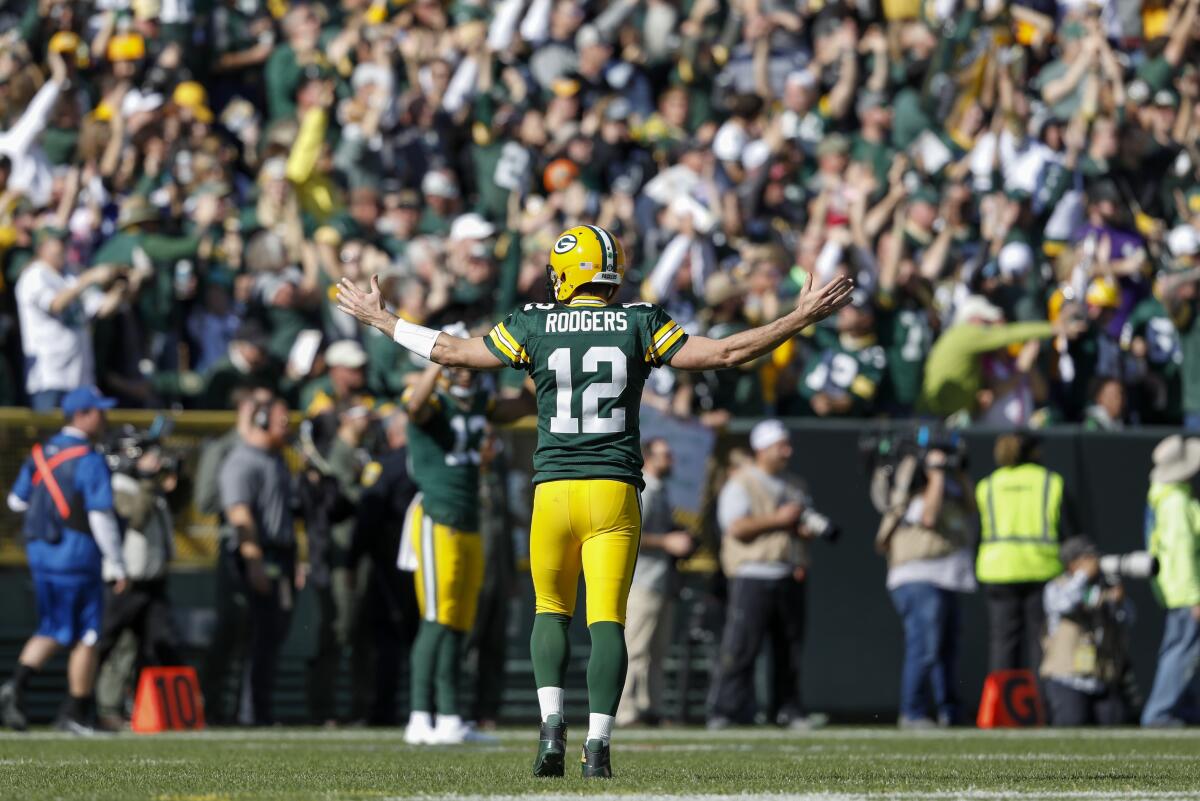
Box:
[547,225,626,303]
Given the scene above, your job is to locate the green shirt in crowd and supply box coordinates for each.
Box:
[920,320,1055,418]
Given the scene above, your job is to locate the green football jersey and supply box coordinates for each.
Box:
[876,301,933,412]
[404,384,495,531]
[484,297,688,489]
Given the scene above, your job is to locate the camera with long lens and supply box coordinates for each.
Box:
[860,425,968,485]
[1099,551,1159,581]
[101,415,177,480]
[800,507,840,543]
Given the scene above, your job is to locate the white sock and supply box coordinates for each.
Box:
[409,711,432,729]
[436,714,462,730]
[537,687,564,722]
[586,713,615,743]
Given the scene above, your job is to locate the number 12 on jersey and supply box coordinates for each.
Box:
[547,346,627,434]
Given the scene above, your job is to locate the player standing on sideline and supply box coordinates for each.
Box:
[337,225,854,777]
[399,325,534,745]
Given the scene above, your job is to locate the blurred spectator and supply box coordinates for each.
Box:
[1041,537,1130,726]
[1142,435,1200,727]
[796,288,887,418]
[921,297,1081,420]
[975,433,1071,674]
[708,420,821,731]
[15,233,129,410]
[874,444,976,729]
[617,437,693,727]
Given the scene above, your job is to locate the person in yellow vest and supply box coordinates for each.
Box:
[975,433,1072,672]
[1141,435,1200,727]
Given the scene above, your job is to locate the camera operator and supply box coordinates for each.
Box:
[1041,537,1131,726]
[874,443,976,728]
[707,420,829,731]
[218,392,299,726]
[95,430,182,730]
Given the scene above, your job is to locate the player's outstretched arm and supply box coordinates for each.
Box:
[669,272,855,371]
[335,275,504,370]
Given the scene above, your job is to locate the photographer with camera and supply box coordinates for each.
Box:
[95,425,182,730]
[1040,537,1132,726]
[873,438,976,728]
[708,420,831,731]
[1142,435,1200,727]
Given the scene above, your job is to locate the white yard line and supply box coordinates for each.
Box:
[3,727,1198,743]
[395,794,1200,801]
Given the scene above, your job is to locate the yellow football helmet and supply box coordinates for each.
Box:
[547,225,626,303]
[1086,277,1120,309]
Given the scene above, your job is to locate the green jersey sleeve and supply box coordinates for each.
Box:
[638,304,688,367]
[485,306,533,370]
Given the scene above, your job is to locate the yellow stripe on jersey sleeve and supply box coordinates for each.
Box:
[644,322,683,364]
[495,322,528,364]
[489,328,519,363]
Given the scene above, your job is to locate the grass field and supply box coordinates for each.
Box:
[1,727,1199,801]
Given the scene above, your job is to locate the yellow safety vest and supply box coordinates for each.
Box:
[975,464,1064,584]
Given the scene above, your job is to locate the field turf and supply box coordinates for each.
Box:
[1,727,1198,800]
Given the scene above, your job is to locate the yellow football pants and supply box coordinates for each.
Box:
[408,499,483,632]
[530,479,642,626]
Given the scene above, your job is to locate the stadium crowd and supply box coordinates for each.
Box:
[0,0,1196,425]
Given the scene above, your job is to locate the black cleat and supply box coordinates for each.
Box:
[0,681,27,732]
[580,738,612,778]
[532,714,566,777]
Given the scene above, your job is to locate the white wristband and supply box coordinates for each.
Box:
[392,317,441,360]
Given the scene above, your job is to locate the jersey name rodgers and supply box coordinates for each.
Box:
[403,385,494,532]
[485,299,687,489]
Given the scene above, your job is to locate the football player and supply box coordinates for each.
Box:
[337,225,853,777]
[399,324,533,745]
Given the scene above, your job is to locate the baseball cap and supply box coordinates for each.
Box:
[48,31,81,55]
[421,170,459,199]
[785,70,817,91]
[1059,537,1099,565]
[704,272,749,307]
[1154,89,1179,109]
[62,386,117,417]
[856,90,887,117]
[816,134,850,158]
[712,122,749,162]
[847,287,874,311]
[954,295,1003,326]
[749,420,790,453]
[173,81,214,123]
[449,212,495,242]
[1168,225,1200,258]
[998,241,1035,279]
[575,24,603,50]
[605,97,632,122]
[325,340,368,369]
